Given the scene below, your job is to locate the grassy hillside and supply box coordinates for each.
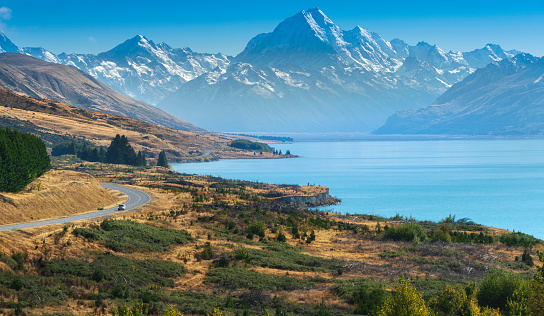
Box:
[0,87,289,162]
[0,52,203,132]
[0,169,119,225]
[0,161,541,315]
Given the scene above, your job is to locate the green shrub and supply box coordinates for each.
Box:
[233,246,250,261]
[247,222,266,238]
[385,223,427,243]
[522,249,534,267]
[239,242,343,272]
[91,269,104,282]
[40,255,186,289]
[378,251,405,259]
[378,277,432,316]
[72,220,193,252]
[499,232,541,248]
[353,285,388,315]
[204,267,315,291]
[9,278,23,291]
[477,269,529,311]
[201,242,213,260]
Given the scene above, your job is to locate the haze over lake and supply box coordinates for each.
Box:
[173,139,544,239]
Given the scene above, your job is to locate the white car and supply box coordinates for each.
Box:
[118,204,126,210]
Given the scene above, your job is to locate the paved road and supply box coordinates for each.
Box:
[0,183,151,231]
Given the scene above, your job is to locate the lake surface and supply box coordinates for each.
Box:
[172,139,544,239]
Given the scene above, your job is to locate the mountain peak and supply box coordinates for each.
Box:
[235,8,340,65]
[0,32,20,53]
[99,34,158,59]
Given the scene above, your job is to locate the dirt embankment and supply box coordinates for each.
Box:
[0,170,120,225]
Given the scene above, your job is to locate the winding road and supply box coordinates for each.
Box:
[0,183,151,231]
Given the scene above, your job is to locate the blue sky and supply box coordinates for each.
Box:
[1,0,544,56]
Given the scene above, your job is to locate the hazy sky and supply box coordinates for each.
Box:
[2,0,544,57]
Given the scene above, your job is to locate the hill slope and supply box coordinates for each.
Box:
[374,54,544,135]
[0,86,230,161]
[0,170,117,225]
[0,52,204,132]
[0,34,230,106]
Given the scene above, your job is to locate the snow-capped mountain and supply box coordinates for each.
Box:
[0,52,204,132]
[56,35,230,105]
[374,54,544,135]
[159,8,521,132]
[0,34,230,105]
[0,8,522,133]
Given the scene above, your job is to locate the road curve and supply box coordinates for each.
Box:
[0,183,151,231]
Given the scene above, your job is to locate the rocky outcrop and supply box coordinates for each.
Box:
[278,188,340,207]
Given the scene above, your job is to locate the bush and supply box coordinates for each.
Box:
[522,249,534,267]
[233,246,250,261]
[72,220,193,252]
[247,222,266,238]
[528,250,544,315]
[9,278,23,291]
[353,285,388,315]
[239,242,343,272]
[40,255,186,289]
[378,277,432,316]
[204,267,315,291]
[201,242,213,260]
[385,223,427,243]
[499,232,540,248]
[477,269,529,311]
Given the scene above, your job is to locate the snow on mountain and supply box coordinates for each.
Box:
[0,33,19,53]
[55,35,230,105]
[0,33,230,105]
[374,54,544,135]
[160,8,522,132]
[0,8,524,132]
[0,52,205,132]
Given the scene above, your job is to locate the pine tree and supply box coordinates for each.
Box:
[0,128,50,192]
[157,150,168,168]
[105,134,137,165]
[68,142,77,155]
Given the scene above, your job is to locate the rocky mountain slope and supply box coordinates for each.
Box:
[159,8,520,132]
[374,54,544,135]
[0,53,204,132]
[0,34,230,106]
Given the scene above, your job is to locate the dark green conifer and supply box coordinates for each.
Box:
[157,150,168,168]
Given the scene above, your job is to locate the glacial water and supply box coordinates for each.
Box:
[172,139,544,239]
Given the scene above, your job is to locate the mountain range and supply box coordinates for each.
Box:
[159,8,521,132]
[0,8,523,133]
[374,54,544,135]
[0,53,203,132]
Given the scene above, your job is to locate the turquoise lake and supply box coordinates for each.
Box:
[172,139,544,239]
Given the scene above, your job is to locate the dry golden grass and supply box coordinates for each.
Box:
[0,94,295,163]
[0,169,119,225]
[0,163,542,316]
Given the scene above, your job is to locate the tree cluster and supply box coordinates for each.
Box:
[229,139,272,152]
[0,128,50,192]
[52,135,147,167]
[52,142,106,162]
